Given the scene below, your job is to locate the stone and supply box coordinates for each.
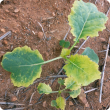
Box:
[38,32,43,39]
[14,8,20,13]
[2,40,8,45]
[102,45,107,50]
[100,38,106,42]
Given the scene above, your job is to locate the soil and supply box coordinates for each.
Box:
[0,0,110,110]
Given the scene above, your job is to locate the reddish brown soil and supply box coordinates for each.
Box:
[0,0,110,110]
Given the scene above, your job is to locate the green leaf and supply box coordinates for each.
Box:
[69,89,81,98]
[64,77,81,90]
[59,40,70,48]
[37,83,52,94]
[82,47,99,64]
[51,100,58,108]
[1,46,44,87]
[58,78,64,85]
[56,97,66,110]
[60,48,70,58]
[68,0,108,41]
[63,54,101,86]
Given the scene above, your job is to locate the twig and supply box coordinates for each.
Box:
[42,17,54,21]
[98,50,107,53]
[0,102,24,105]
[74,36,90,54]
[4,107,26,110]
[37,21,46,39]
[106,7,110,16]
[84,88,98,94]
[99,37,110,103]
[105,102,110,110]
[63,27,71,40]
[74,46,86,50]
[106,29,110,33]
[47,75,67,78]
[95,0,98,4]
[0,31,11,40]
[29,91,36,104]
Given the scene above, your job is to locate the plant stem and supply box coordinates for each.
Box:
[19,56,62,67]
[70,40,78,51]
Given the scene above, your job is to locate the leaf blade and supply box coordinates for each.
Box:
[37,83,52,94]
[64,77,81,90]
[82,47,99,64]
[56,97,66,110]
[69,89,81,98]
[63,54,101,86]
[68,0,108,41]
[1,46,44,87]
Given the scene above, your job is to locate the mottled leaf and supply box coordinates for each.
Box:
[56,97,66,110]
[63,54,101,86]
[64,77,81,90]
[37,83,52,94]
[1,46,44,87]
[68,0,108,41]
[82,47,99,64]
[59,40,70,48]
[69,89,81,98]
[58,78,64,85]
[60,48,70,58]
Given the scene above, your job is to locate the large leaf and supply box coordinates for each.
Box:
[68,0,108,41]
[1,46,44,87]
[56,97,66,110]
[63,54,101,86]
[82,47,99,64]
[69,89,81,98]
[64,77,81,90]
[37,83,52,94]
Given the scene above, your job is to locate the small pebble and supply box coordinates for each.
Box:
[5,9,9,13]
[52,12,55,16]
[95,91,98,96]
[43,101,46,107]
[11,95,17,102]
[69,101,73,106]
[1,28,5,33]
[100,38,106,42]
[2,40,8,45]
[38,32,43,39]
[102,45,107,50]
[14,8,20,13]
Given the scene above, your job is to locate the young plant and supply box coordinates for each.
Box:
[1,0,108,109]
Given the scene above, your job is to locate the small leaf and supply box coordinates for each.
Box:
[82,47,99,64]
[63,54,101,86]
[1,46,44,87]
[37,83,52,94]
[68,0,108,41]
[64,77,81,90]
[59,40,70,48]
[69,89,81,98]
[58,78,64,85]
[56,97,66,110]
[60,48,70,58]
[51,100,58,108]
